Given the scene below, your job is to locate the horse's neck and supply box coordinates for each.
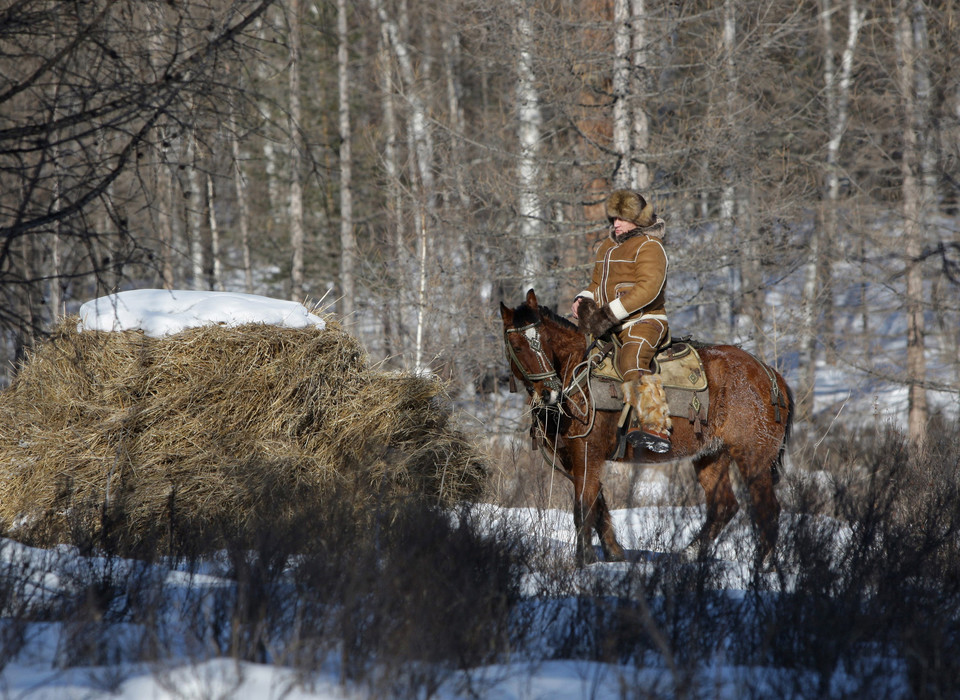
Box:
[543,319,584,376]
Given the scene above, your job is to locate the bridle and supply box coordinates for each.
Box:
[503,319,563,396]
[503,312,601,456]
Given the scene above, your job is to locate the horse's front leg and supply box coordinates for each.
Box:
[567,436,623,565]
[567,438,597,566]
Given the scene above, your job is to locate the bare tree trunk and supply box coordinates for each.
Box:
[229,107,254,293]
[896,0,929,451]
[145,5,176,291]
[797,0,865,427]
[337,0,356,319]
[287,0,305,302]
[373,0,434,198]
[185,132,205,289]
[377,19,402,362]
[818,0,864,355]
[253,14,285,239]
[373,0,435,371]
[612,0,632,189]
[158,154,176,290]
[206,173,224,291]
[515,1,543,292]
[442,26,470,208]
[720,0,737,336]
[49,69,63,323]
[630,0,650,190]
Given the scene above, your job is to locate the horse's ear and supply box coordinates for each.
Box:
[499,302,512,323]
[525,289,538,309]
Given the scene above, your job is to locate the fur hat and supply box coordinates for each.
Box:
[606,190,655,228]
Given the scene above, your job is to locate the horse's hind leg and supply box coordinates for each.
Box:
[738,457,781,568]
[685,452,739,560]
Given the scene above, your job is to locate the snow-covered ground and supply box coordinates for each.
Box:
[0,290,938,698]
[0,503,854,700]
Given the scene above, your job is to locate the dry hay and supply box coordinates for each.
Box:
[0,319,487,551]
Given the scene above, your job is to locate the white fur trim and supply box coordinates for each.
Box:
[620,313,668,329]
[609,297,629,320]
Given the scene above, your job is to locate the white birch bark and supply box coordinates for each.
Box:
[185,133,205,288]
[378,20,402,359]
[228,107,254,293]
[372,0,434,198]
[50,82,63,322]
[612,0,632,189]
[822,0,863,342]
[287,0,305,302]
[337,0,356,319]
[144,4,176,290]
[515,1,543,292]
[513,2,543,290]
[799,0,863,424]
[205,173,224,291]
[372,0,435,371]
[630,0,650,190]
[254,15,284,238]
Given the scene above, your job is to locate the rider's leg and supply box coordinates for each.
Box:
[618,319,672,453]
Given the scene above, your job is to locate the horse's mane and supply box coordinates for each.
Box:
[513,301,578,332]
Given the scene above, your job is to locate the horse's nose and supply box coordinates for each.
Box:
[542,388,559,405]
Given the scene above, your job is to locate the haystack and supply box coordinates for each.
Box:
[0,319,487,551]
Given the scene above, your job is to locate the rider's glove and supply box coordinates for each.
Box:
[577,298,619,337]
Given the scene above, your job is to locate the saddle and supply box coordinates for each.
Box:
[586,337,710,435]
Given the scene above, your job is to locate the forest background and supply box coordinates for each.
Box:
[1,0,958,452]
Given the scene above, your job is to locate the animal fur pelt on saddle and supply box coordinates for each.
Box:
[577,298,619,337]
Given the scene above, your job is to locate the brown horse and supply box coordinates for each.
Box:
[500,290,793,568]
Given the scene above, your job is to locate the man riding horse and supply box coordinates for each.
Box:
[572,190,672,453]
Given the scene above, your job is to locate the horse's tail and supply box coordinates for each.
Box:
[771,375,795,486]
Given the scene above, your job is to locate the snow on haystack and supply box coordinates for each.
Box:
[0,291,487,552]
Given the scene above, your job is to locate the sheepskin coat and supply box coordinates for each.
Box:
[577,217,668,325]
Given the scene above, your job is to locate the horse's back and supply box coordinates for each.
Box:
[696,343,793,442]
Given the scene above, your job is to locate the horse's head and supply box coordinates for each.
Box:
[499,289,566,405]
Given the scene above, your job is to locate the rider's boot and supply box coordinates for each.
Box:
[623,372,672,454]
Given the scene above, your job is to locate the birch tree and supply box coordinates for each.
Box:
[376,18,403,362]
[612,0,633,189]
[337,0,356,319]
[287,0,306,302]
[515,1,544,292]
[185,132,207,288]
[371,0,436,371]
[228,105,255,293]
[629,0,650,191]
